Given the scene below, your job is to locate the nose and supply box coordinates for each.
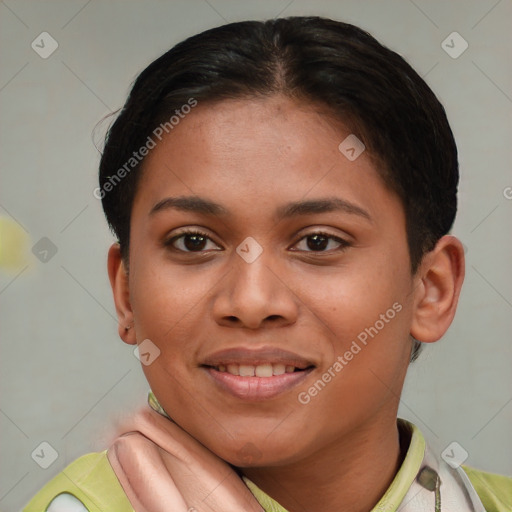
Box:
[212,253,299,330]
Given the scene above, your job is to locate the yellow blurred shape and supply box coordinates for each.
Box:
[0,216,30,272]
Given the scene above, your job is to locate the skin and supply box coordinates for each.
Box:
[108,95,465,512]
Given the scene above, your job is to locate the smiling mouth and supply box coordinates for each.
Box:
[201,347,316,399]
[206,363,312,377]
[202,362,315,401]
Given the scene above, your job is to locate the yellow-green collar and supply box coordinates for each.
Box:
[148,390,171,418]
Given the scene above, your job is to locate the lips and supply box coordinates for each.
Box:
[201,347,316,400]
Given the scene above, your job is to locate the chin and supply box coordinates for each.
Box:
[207,436,305,468]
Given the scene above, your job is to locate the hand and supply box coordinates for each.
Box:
[107,407,264,512]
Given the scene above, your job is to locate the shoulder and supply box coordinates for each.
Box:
[462,465,512,512]
[23,450,134,512]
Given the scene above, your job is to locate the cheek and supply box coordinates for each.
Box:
[291,306,411,446]
[129,256,214,357]
[294,252,414,400]
[132,246,200,310]
[293,254,410,340]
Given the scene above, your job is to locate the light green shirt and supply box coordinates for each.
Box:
[24,393,512,512]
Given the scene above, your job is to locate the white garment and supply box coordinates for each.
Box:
[46,492,88,512]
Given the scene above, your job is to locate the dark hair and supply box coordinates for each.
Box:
[98,16,459,361]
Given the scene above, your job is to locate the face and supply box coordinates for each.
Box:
[119,95,419,467]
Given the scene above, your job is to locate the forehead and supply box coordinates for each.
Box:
[133,95,400,223]
[147,96,347,171]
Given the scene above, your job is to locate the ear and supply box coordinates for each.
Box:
[410,235,465,343]
[107,243,136,345]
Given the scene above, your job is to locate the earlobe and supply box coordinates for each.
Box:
[410,235,465,344]
[107,243,136,345]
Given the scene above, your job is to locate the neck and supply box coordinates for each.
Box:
[242,413,406,512]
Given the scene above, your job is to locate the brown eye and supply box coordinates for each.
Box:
[306,234,329,251]
[181,233,208,251]
[294,232,348,252]
[167,230,221,252]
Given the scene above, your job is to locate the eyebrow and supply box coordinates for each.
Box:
[275,197,372,222]
[149,195,372,222]
[150,196,228,217]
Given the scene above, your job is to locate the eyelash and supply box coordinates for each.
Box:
[292,230,350,253]
[165,229,350,254]
[165,229,217,252]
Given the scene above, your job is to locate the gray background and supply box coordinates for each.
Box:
[1,0,511,510]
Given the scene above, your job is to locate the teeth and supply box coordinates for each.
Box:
[227,364,239,376]
[216,363,298,377]
[273,364,286,375]
[255,364,273,377]
[239,364,255,377]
